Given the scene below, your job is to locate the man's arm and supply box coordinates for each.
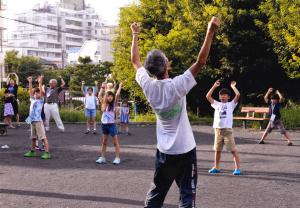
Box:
[206,80,220,104]
[230,81,240,104]
[264,88,273,104]
[276,90,284,103]
[59,76,65,88]
[130,23,142,70]
[190,17,220,77]
[27,76,33,97]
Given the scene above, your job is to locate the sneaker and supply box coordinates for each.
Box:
[92,130,96,134]
[35,146,40,150]
[208,167,221,174]
[41,152,51,159]
[85,130,90,134]
[112,157,121,165]
[288,142,293,146]
[96,157,106,164]
[233,169,242,175]
[24,151,36,157]
[258,140,265,144]
[126,132,131,136]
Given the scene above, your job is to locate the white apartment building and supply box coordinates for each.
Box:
[8,0,105,67]
[68,25,116,64]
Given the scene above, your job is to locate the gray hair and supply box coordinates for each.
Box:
[49,79,57,84]
[144,49,168,79]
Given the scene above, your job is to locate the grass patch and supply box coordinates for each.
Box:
[282,107,300,130]
[59,109,101,122]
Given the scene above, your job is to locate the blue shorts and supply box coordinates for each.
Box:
[101,123,118,137]
[85,109,96,118]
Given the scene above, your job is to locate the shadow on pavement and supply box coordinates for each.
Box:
[0,188,175,207]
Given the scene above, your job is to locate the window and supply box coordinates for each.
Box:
[34,16,41,22]
[88,22,92,26]
[48,25,57,30]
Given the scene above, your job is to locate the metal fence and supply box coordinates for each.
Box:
[58,89,137,120]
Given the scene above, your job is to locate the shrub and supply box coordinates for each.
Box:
[281,107,300,130]
[59,108,101,122]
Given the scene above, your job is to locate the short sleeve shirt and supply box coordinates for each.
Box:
[212,100,237,129]
[29,98,45,122]
[45,87,63,103]
[135,67,197,155]
[269,102,281,120]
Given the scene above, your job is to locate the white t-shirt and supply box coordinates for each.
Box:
[136,67,197,155]
[212,100,237,129]
[85,94,96,110]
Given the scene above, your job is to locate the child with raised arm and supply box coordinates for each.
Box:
[96,83,122,165]
[131,17,220,208]
[24,75,51,159]
[81,80,98,134]
[119,100,131,135]
[206,80,241,175]
[259,88,293,146]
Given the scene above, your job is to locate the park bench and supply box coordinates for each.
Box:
[0,123,8,136]
[234,107,270,129]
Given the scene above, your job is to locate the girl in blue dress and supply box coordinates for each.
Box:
[119,100,130,135]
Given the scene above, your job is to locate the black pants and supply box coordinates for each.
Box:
[145,148,197,208]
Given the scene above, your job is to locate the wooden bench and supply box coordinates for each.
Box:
[234,107,270,129]
[0,123,8,136]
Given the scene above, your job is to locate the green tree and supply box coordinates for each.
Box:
[78,56,93,64]
[67,61,112,92]
[5,50,43,86]
[259,0,300,79]
[113,0,292,111]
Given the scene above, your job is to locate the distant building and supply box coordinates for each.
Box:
[0,0,7,86]
[7,0,105,68]
[60,0,85,11]
[68,25,116,64]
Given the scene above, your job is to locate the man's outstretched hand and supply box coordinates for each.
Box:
[208,17,221,33]
[131,22,140,34]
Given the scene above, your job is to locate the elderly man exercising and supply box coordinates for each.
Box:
[43,76,65,132]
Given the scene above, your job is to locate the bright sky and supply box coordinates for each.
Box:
[3,0,136,29]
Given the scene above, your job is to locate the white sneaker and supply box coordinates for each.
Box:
[96,157,106,164]
[112,157,121,165]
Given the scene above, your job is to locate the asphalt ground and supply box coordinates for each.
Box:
[0,124,299,208]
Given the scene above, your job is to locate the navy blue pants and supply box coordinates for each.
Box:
[144,148,197,208]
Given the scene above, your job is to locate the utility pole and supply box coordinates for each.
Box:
[0,0,7,88]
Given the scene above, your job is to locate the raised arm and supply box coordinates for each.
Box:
[37,75,44,97]
[276,90,284,103]
[264,88,273,104]
[94,80,99,95]
[59,76,65,88]
[230,81,240,104]
[98,82,106,101]
[115,82,123,101]
[101,93,108,112]
[6,77,10,86]
[130,23,142,70]
[81,81,86,95]
[27,76,33,97]
[190,17,220,77]
[206,80,220,104]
